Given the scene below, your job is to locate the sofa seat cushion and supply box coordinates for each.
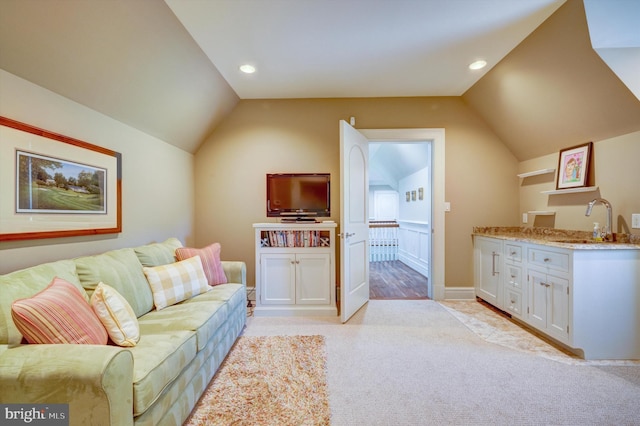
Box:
[0,260,83,346]
[181,284,246,312]
[138,300,229,352]
[129,330,197,417]
[75,248,154,318]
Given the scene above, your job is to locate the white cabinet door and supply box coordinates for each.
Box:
[547,274,570,342]
[527,268,570,343]
[528,269,548,330]
[260,254,296,305]
[474,237,503,307]
[296,254,331,305]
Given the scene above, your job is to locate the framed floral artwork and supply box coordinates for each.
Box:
[556,142,592,190]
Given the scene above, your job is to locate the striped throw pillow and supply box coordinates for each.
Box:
[175,243,228,286]
[11,277,108,345]
[142,255,210,310]
[91,282,140,347]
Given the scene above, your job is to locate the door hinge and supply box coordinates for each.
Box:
[567,287,569,295]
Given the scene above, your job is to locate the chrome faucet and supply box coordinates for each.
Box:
[585,198,613,240]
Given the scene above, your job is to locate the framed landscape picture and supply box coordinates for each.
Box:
[16,151,107,214]
[1,116,122,241]
[556,142,592,190]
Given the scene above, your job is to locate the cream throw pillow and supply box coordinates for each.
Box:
[90,282,140,347]
[142,255,210,310]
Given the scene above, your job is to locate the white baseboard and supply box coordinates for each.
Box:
[444,287,475,300]
[398,253,429,278]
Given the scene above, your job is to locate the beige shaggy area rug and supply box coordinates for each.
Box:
[184,335,330,426]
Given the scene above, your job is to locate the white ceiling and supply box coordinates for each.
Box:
[584,0,640,101]
[369,143,431,189]
[165,0,566,99]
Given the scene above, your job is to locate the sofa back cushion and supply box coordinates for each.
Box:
[0,259,83,345]
[134,238,183,267]
[75,248,154,318]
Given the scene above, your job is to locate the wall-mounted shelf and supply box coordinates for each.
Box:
[517,168,555,178]
[528,210,556,215]
[541,186,599,195]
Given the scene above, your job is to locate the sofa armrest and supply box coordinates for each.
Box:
[221,261,246,285]
[0,344,134,426]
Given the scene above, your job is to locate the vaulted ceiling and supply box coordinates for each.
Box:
[165,0,565,99]
[1,0,638,159]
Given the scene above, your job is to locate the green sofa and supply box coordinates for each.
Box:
[0,238,247,425]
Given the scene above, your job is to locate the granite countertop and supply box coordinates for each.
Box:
[473,227,640,250]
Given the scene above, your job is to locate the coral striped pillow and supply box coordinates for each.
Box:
[175,243,227,286]
[143,255,210,310]
[11,277,108,345]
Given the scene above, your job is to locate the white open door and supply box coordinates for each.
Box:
[340,120,369,323]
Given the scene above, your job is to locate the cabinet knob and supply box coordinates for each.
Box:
[543,258,551,263]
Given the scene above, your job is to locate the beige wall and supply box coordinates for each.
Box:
[194,97,520,289]
[463,0,640,161]
[0,70,195,274]
[518,131,640,234]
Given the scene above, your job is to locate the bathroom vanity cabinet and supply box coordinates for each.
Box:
[473,234,640,359]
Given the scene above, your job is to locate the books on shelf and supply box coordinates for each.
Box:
[261,230,330,248]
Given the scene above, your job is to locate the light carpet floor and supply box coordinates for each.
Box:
[243,299,640,426]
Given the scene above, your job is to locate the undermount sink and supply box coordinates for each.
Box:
[550,238,612,244]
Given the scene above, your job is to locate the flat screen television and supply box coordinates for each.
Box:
[266,173,330,219]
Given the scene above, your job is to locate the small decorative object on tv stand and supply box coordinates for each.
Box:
[253,222,337,317]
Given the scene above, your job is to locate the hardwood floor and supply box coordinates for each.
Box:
[369,260,429,300]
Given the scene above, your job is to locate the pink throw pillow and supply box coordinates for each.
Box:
[175,243,227,286]
[12,277,108,345]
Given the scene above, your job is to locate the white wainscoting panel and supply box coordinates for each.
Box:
[397,220,429,278]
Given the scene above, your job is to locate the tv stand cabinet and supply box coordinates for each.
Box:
[253,222,337,316]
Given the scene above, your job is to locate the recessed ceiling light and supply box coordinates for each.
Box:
[469,60,487,70]
[239,64,256,74]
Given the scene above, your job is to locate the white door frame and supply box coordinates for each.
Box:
[359,128,445,300]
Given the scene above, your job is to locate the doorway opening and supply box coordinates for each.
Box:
[368,142,431,300]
